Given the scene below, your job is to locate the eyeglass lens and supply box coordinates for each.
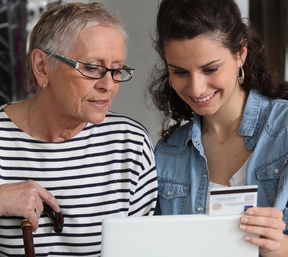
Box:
[79,63,132,81]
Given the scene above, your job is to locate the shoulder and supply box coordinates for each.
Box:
[0,105,7,117]
[245,90,288,133]
[84,111,153,149]
[103,111,151,136]
[268,98,288,112]
[0,104,14,125]
[265,98,288,127]
[251,90,288,115]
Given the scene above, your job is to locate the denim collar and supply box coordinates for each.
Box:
[239,89,269,136]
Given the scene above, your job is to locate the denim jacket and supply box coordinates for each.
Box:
[155,90,288,234]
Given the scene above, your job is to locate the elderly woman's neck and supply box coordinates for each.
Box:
[26,96,87,142]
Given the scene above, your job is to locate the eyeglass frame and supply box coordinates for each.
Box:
[43,50,135,82]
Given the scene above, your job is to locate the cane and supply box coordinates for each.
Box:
[21,203,64,257]
[21,218,35,257]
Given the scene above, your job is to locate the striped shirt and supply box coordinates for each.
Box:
[0,107,158,256]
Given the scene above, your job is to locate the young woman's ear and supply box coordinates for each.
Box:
[31,49,49,90]
[238,39,248,66]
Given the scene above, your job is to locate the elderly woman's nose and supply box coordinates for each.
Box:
[95,73,116,91]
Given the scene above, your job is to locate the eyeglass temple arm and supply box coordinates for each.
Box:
[123,64,134,72]
[43,50,79,69]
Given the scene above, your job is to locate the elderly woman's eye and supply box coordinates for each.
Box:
[84,65,99,73]
[114,69,122,75]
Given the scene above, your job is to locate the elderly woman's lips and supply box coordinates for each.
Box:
[88,100,106,103]
[88,100,108,107]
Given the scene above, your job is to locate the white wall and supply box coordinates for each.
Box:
[235,0,249,19]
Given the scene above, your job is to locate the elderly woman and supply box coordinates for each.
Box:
[0,2,157,256]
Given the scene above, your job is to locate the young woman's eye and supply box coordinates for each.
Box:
[173,69,189,76]
[204,67,218,74]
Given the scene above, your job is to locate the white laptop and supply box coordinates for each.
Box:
[101,214,259,257]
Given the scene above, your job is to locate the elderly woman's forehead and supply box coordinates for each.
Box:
[65,25,126,57]
[72,25,124,46]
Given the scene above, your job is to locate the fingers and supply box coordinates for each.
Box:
[38,189,61,213]
[241,207,285,231]
[239,207,286,253]
[243,234,283,253]
[26,207,41,232]
[35,208,41,218]
[0,180,60,231]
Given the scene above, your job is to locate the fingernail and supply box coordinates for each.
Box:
[239,224,247,230]
[241,217,249,223]
[244,236,251,242]
[246,210,254,215]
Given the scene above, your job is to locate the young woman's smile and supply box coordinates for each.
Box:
[189,90,219,105]
[165,35,246,117]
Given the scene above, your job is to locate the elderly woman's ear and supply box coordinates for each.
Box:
[31,49,49,91]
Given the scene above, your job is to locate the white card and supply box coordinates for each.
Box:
[209,185,258,216]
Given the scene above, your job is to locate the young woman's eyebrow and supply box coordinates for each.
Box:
[168,64,185,69]
[168,59,221,70]
[199,59,221,68]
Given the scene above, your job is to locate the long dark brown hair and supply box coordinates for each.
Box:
[147,0,288,141]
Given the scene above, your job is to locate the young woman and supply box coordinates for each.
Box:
[148,0,288,256]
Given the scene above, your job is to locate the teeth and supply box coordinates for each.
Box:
[90,100,104,104]
[193,92,215,102]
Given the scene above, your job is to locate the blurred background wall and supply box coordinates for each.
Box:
[0,0,287,145]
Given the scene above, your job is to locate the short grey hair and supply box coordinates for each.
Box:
[27,2,127,91]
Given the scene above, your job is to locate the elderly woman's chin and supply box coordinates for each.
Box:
[82,101,112,124]
[89,112,109,125]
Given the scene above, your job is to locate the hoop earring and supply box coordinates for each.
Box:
[237,67,245,84]
[43,82,46,91]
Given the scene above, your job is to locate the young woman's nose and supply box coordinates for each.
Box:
[188,74,207,97]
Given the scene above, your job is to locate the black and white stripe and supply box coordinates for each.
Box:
[0,109,158,256]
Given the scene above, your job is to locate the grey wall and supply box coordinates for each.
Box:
[97,0,161,145]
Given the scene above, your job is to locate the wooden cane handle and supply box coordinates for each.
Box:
[21,204,64,256]
[21,218,35,257]
[43,202,64,233]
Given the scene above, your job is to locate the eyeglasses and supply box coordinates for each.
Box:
[44,50,134,82]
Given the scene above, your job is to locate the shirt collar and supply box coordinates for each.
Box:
[239,89,269,137]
